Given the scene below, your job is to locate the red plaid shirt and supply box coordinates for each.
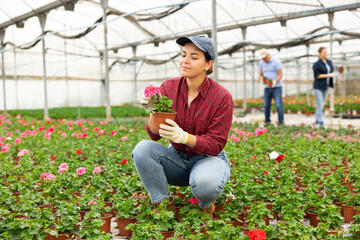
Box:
[146,76,233,157]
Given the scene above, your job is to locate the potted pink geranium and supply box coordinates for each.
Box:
[144,85,176,132]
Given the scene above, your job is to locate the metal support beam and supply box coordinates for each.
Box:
[329,12,335,114]
[99,53,104,105]
[242,27,247,110]
[13,46,18,109]
[101,0,111,122]
[132,46,137,103]
[0,28,6,114]
[38,13,49,120]
[306,47,310,103]
[252,51,255,98]
[64,32,69,107]
[107,3,360,52]
[211,0,218,81]
[296,60,301,98]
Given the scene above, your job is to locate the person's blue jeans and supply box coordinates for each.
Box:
[314,88,329,125]
[264,87,284,125]
[131,140,230,209]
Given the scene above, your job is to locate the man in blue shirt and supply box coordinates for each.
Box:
[259,48,284,125]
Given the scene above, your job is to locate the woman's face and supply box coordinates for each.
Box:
[319,48,327,59]
[179,42,213,79]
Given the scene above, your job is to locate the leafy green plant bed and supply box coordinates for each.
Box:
[5,104,147,119]
[0,114,359,239]
[235,95,360,115]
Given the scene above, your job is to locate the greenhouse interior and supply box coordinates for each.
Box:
[0,0,360,239]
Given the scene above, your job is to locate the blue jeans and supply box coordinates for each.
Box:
[314,88,329,124]
[131,140,231,209]
[264,87,284,125]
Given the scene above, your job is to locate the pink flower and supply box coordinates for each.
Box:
[129,129,134,133]
[0,136,6,141]
[61,133,67,138]
[255,128,264,136]
[264,170,269,175]
[83,133,88,138]
[111,131,116,136]
[77,133,83,138]
[248,229,266,240]
[50,160,55,165]
[23,149,29,154]
[93,127,99,132]
[71,133,76,137]
[40,172,51,180]
[98,130,105,135]
[45,174,55,180]
[1,146,9,152]
[58,163,68,174]
[242,137,248,141]
[7,132,13,137]
[122,137,128,141]
[144,84,161,97]
[0,142,3,146]
[93,167,101,174]
[76,167,86,176]
[88,200,96,206]
[253,154,257,160]
[45,134,51,140]
[14,138,21,144]
[20,133,27,138]
[188,197,199,205]
[18,151,24,157]
[75,150,82,154]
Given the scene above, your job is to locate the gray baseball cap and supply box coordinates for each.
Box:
[176,35,216,61]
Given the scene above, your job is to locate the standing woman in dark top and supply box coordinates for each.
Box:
[312,47,337,127]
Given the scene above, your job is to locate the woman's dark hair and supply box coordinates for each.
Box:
[318,47,326,54]
[204,51,213,75]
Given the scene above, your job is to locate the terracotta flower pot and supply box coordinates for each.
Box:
[333,202,344,216]
[306,212,320,227]
[116,216,136,236]
[49,233,76,240]
[213,204,225,219]
[100,214,112,233]
[343,205,356,223]
[175,206,183,220]
[234,212,244,226]
[149,112,176,132]
[161,230,175,239]
[79,210,89,221]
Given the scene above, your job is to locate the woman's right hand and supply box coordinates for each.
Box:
[140,93,161,110]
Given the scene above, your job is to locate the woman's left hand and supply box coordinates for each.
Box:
[159,119,189,144]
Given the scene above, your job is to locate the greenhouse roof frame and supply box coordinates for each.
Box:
[106,2,360,52]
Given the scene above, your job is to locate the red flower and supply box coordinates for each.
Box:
[248,229,266,240]
[188,197,199,205]
[264,170,269,175]
[276,154,284,162]
[253,154,257,160]
[51,156,57,160]
[75,150,82,154]
[120,159,128,164]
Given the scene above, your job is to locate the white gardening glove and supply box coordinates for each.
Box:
[159,119,189,144]
[140,93,161,110]
[328,72,339,78]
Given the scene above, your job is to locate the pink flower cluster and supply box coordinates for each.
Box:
[188,197,199,205]
[230,127,268,142]
[93,167,101,174]
[88,200,96,206]
[40,172,56,180]
[17,149,29,157]
[144,84,161,97]
[58,163,68,174]
[76,167,86,176]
